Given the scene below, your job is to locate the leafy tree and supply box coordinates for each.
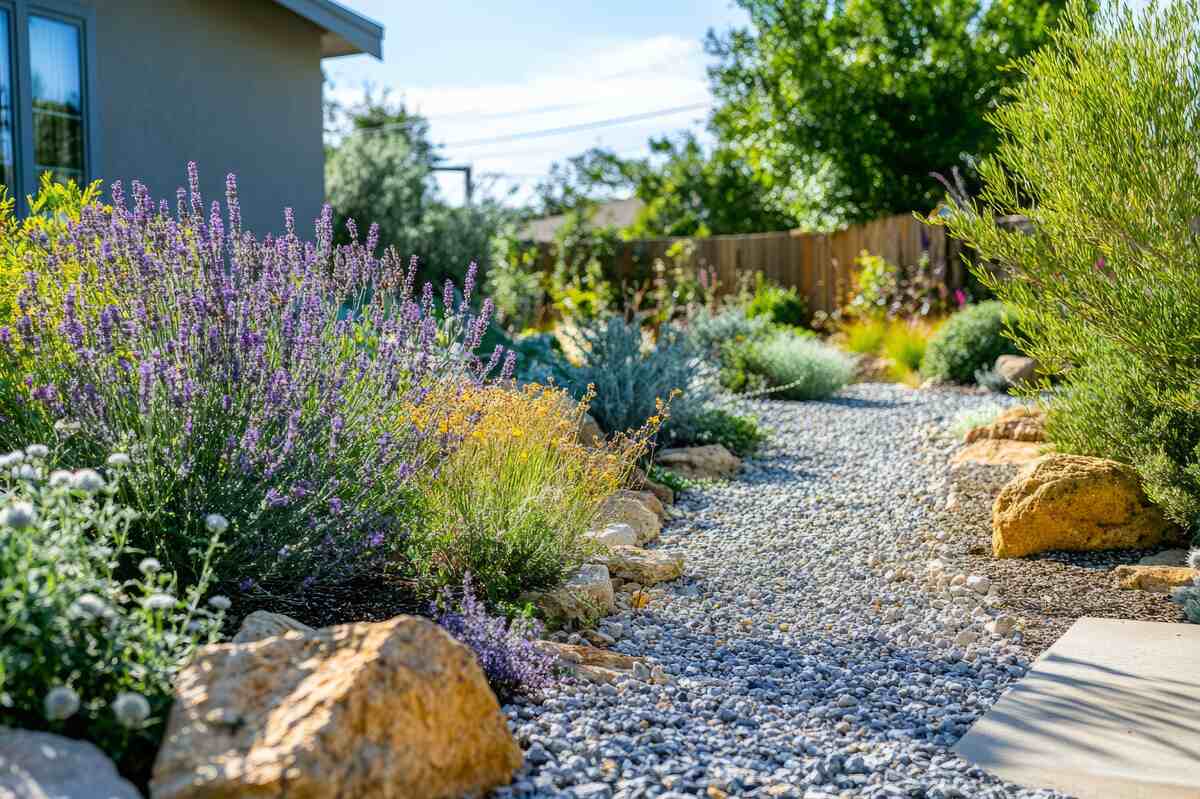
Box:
[325,92,511,286]
[534,134,795,236]
[707,0,1079,225]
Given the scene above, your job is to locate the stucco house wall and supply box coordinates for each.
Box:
[91,0,325,235]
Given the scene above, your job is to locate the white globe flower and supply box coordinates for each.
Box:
[0,501,37,531]
[48,469,73,487]
[71,592,108,620]
[13,464,39,481]
[44,685,80,721]
[105,452,132,468]
[24,444,49,459]
[204,513,229,535]
[143,593,176,611]
[71,469,106,493]
[207,595,232,611]
[111,691,151,728]
[138,557,162,575]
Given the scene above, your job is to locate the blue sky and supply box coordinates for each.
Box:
[325,1,750,205]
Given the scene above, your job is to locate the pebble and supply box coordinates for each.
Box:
[503,385,1064,798]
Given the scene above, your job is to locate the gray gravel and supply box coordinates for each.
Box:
[496,383,1071,799]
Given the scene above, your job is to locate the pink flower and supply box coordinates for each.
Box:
[954,289,967,307]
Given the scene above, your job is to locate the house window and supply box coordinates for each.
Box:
[0,1,94,206]
[30,15,83,185]
[0,9,13,194]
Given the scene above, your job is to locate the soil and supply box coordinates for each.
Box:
[932,455,1186,658]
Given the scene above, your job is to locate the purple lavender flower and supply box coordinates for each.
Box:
[433,574,557,698]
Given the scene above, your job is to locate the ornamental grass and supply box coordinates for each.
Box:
[410,381,661,605]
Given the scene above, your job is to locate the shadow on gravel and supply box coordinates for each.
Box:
[627,606,1018,751]
[822,395,908,410]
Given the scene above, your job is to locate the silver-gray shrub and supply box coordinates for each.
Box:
[557,315,716,435]
[743,333,856,401]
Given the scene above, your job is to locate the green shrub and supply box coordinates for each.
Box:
[741,333,855,401]
[882,322,930,374]
[668,406,766,457]
[934,0,1200,529]
[745,276,809,328]
[647,464,694,495]
[557,316,713,435]
[718,338,771,394]
[920,301,1020,384]
[843,318,888,355]
[487,225,546,331]
[686,305,772,358]
[0,448,225,782]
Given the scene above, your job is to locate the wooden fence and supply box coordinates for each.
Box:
[568,213,965,315]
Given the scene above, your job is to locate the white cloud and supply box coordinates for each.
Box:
[328,35,715,206]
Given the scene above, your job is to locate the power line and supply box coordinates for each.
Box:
[439,102,711,149]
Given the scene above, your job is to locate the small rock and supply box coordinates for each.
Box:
[0,728,141,799]
[523,564,616,626]
[592,546,684,586]
[964,575,991,595]
[655,444,741,481]
[231,610,314,644]
[1112,564,1198,594]
[598,492,662,545]
[586,523,639,548]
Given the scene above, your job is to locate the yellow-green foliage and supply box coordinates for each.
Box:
[843,318,888,355]
[1,175,104,322]
[840,317,938,385]
[410,382,658,604]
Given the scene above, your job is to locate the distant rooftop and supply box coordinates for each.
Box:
[523,198,645,243]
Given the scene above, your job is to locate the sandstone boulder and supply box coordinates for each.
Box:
[534,641,645,685]
[523,564,615,626]
[151,616,522,799]
[593,545,684,586]
[598,491,661,544]
[0,728,140,799]
[951,439,1044,467]
[1113,565,1198,594]
[992,455,1176,558]
[994,355,1040,388]
[585,523,638,548]
[231,610,314,644]
[655,444,741,481]
[964,406,1046,444]
[631,467,674,506]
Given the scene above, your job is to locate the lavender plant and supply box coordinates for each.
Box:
[0,446,226,781]
[433,574,557,698]
[0,165,507,593]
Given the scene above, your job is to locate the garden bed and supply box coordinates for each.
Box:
[929,456,1185,658]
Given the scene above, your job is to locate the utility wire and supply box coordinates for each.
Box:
[439,103,711,149]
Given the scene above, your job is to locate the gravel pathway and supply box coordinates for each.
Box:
[499,383,1072,799]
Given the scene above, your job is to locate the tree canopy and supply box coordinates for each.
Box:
[707,0,1079,226]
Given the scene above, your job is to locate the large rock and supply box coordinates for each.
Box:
[992,455,1176,558]
[231,610,314,644]
[1113,565,1198,594]
[151,616,522,799]
[952,439,1044,467]
[626,489,665,520]
[655,444,741,481]
[598,491,661,544]
[523,564,615,627]
[965,406,1046,444]
[592,545,684,586]
[993,355,1040,387]
[0,728,141,799]
[585,523,638,548]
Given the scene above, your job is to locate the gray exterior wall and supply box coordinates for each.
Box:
[87,0,325,235]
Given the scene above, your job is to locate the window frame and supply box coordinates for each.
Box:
[1,0,98,214]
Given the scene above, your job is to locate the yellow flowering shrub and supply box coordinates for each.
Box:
[410,381,662,605]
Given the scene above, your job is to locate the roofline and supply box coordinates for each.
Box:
[273,0,384,59]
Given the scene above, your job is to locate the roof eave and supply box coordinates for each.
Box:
[273,0,384,59]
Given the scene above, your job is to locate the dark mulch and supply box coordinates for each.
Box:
[222,575,428,637]
[934,456,1186,658]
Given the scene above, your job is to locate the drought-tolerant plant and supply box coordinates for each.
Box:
[433,574,557,698]
[848,251,951,320]
[920,301,1020,384]
[740,333,855,401]
[410,382,654,604]
[0,447,226,781]
[948,404,1005,440]
[933,0,1200,529]
[745,275,809,328]
[557,315,711,435]
[647,464,694,495]
[686,305,772,359]
[842,318,889,356]
[487,224,547,332]
[0,165,501,595]
[668,406,767,457]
